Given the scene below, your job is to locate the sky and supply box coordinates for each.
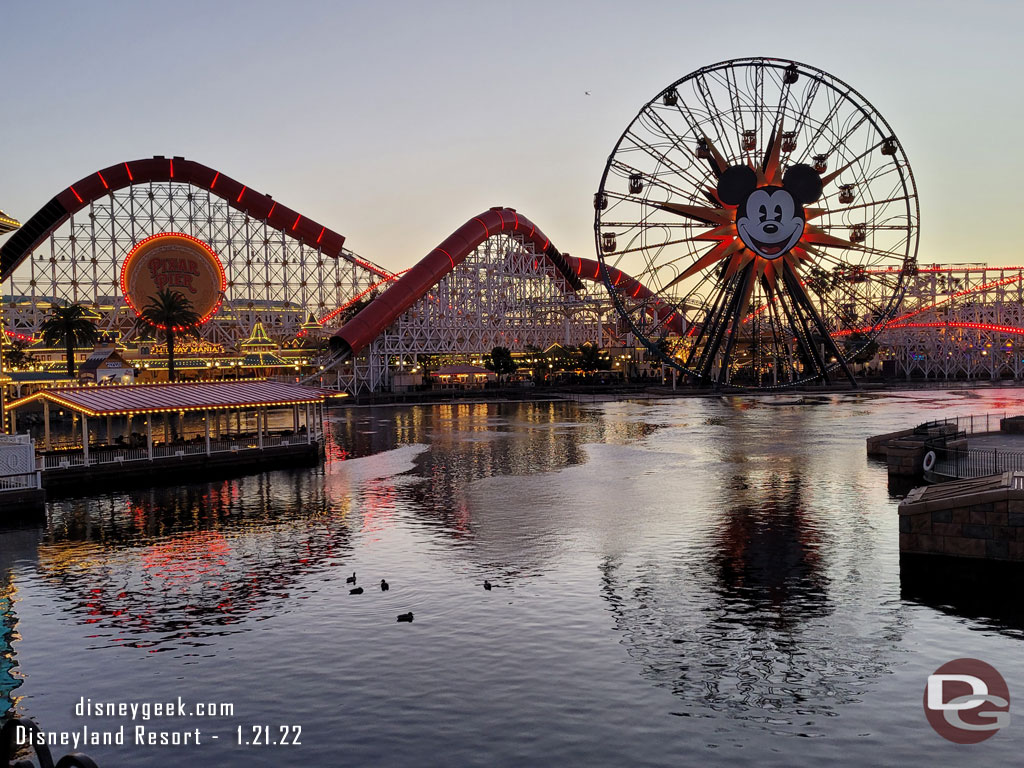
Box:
[2,0,1023,273]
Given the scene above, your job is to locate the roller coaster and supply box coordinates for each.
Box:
[2,155,1023,392]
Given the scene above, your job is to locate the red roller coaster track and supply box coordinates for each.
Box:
[0,156,391,281]
[329,207,683,357]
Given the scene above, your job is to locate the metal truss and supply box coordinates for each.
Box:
[868,264,1024,380]
[2,181,387,346]
[332,233,609,393]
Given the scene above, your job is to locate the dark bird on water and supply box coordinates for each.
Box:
[397,612,414,622]
[380,579,390,591]
[483,580,492,591]
[350,587,364,595]
[346,572,356,584]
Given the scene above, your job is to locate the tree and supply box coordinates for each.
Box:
[40,303,99,377]
[3,337,37,370]
[139,289,201,382]
[485,346,517,381]
[577,343,609,372]
[337,289,379,326]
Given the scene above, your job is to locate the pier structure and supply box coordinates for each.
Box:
[4,379,334,492]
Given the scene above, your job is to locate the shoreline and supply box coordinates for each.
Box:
[333,378,1024,410]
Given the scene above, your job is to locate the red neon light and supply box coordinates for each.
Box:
[866,266,1024,274]
[513,212,520,230]
[169,159,174,178]
[97,171,109,190]
[528,224,535,238]
[473,217,490,237]
[292,215,301,231]
[124,162,133,181]
[592,263,601,280]
[236,186,247,203]
[70,185,83,203]
[844,321,1024,337]
[613,272,622,286]
[317,227,325,244]
[210,172,220,189]
[267,202,277,219]
[317,270,408,324]
[437,248,455,269]
[886,274,1023,327]
[575,259,582,275]
[542,238,549,251]
[633,284,642,297]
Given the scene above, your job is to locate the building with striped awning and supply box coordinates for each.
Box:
[5,380,343,479]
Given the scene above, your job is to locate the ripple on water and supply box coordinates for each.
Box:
[5,393,1024,768]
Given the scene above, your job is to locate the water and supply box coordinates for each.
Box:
[2,389,1023,766]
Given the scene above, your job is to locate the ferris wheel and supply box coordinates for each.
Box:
[594,57,919,388]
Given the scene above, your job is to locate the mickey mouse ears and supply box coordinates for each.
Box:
[716,163,823,206]
[782,165,823,205]
[716,166,757,206]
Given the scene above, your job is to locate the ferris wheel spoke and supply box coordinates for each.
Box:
[608,159,703,204]
[596,57,918,388]
[693,73,740,161]
[621,125,713,193]
[788,75,822,147]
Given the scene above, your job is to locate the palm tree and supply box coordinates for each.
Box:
[139,289,201,382]
[40,303,99,377]
[2,337,37,370]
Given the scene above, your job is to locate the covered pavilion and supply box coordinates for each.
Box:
[6,379,339,464]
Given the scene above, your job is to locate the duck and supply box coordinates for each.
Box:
[349,587,364,595]
[380,579,389,591]
[483,580,492,591]
[346,572,357,584]
[396,612,414,622]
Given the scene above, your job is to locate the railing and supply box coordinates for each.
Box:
[37,431,319,472]
[0,470,42,491]
[933,445,1024,479]
[90,447,149,465]
[41,453,88,470]
[916,412,1007,438]
[921,411,1019,480]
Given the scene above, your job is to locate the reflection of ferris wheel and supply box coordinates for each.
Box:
[595,57,919,389]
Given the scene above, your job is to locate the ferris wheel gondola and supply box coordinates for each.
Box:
[595,57,920,388]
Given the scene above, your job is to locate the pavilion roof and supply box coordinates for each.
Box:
[0,209,19,235]
[7,379,341,416]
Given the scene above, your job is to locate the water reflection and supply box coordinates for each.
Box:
[30,403,665,651]
[9,393,1024,767]
[599,458,907,733]
[386,402,661,542]
[0,528,40,715]
[901,555,1024,639]
[37,469,356,650]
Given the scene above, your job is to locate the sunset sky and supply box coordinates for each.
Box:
[2,0,1022,272]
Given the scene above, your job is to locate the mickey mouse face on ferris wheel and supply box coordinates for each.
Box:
[716,164,823,261]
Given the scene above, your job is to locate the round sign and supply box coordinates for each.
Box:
[120,232,226,327]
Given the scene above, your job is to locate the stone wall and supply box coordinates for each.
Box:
[899,473,1024,561]
[886,440,927,477]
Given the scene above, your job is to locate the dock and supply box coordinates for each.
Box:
[899,471,1024,562]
